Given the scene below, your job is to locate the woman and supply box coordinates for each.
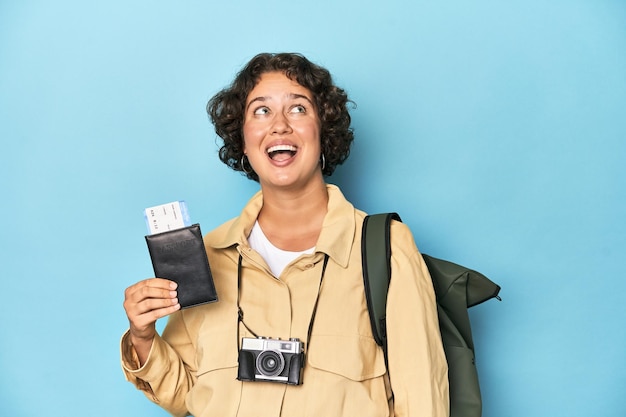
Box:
[121,53,449,417]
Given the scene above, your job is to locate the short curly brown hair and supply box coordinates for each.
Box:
[207,52,354,181]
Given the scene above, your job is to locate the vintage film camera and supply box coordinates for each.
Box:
[237,336,305,385]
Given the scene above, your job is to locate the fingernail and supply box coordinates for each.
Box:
[169,281,178,289]
[170,291,177,298]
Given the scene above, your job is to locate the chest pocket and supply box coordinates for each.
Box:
[306,334,386,381]
[196,330,239,376]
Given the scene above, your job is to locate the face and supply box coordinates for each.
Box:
[243,71,322,190]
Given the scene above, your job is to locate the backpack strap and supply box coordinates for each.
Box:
[361,213,401,350]
[363,213,501,417]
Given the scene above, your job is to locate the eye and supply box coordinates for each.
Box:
[289,105,306,114]
[253,106,270,115]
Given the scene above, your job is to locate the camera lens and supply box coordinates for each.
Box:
[256,350,285,377]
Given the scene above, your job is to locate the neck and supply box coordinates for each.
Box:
[257,180,329,251]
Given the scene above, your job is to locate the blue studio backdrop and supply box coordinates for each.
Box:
[1,1,624,416]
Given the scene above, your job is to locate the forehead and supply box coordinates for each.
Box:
[246,72,314,103]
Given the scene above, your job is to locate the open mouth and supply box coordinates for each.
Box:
[267,144,297,161]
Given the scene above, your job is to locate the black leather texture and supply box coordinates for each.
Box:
[145,224,218,308]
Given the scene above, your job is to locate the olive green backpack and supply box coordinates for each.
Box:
[361,213,501,417]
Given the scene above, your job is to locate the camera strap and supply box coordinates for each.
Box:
[236,253,330,353]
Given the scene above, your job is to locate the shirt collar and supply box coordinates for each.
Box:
[211,184,356,268]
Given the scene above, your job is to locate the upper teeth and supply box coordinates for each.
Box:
[267,145,297,154]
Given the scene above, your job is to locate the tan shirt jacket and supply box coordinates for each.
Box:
[121,185,449,417]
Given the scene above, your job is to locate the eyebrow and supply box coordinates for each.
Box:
[246,93,315,112]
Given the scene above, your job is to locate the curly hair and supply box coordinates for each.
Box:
[207,52,354,181]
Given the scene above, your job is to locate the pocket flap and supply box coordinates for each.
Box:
[307,334,386,381]
[196,331,239,375]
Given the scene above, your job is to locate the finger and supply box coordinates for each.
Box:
[134,294,180,315]
[130,302,181,334]
[124,288,178,319]
[123,282,179,325]
[127,296,180,329]
[126,278,177,294]
[125,281,177,304]
[148,277,178,289]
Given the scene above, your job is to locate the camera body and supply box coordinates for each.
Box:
[237,336,305,385]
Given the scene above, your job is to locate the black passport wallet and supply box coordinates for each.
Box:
[145,224,218,308]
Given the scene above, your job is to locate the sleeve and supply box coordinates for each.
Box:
[119,311,197,417]
[385,221,450,417]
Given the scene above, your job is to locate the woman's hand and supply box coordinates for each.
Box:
[123,278,180,365]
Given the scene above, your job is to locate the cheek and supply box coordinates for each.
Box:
[242,121,261,149]
[299,121,321,143]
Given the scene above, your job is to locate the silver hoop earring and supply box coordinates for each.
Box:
[320,154,326,171]
[241,155,253,175]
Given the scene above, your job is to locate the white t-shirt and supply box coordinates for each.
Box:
[248,220,315,277]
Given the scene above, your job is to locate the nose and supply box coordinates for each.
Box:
[271,112,293,135]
